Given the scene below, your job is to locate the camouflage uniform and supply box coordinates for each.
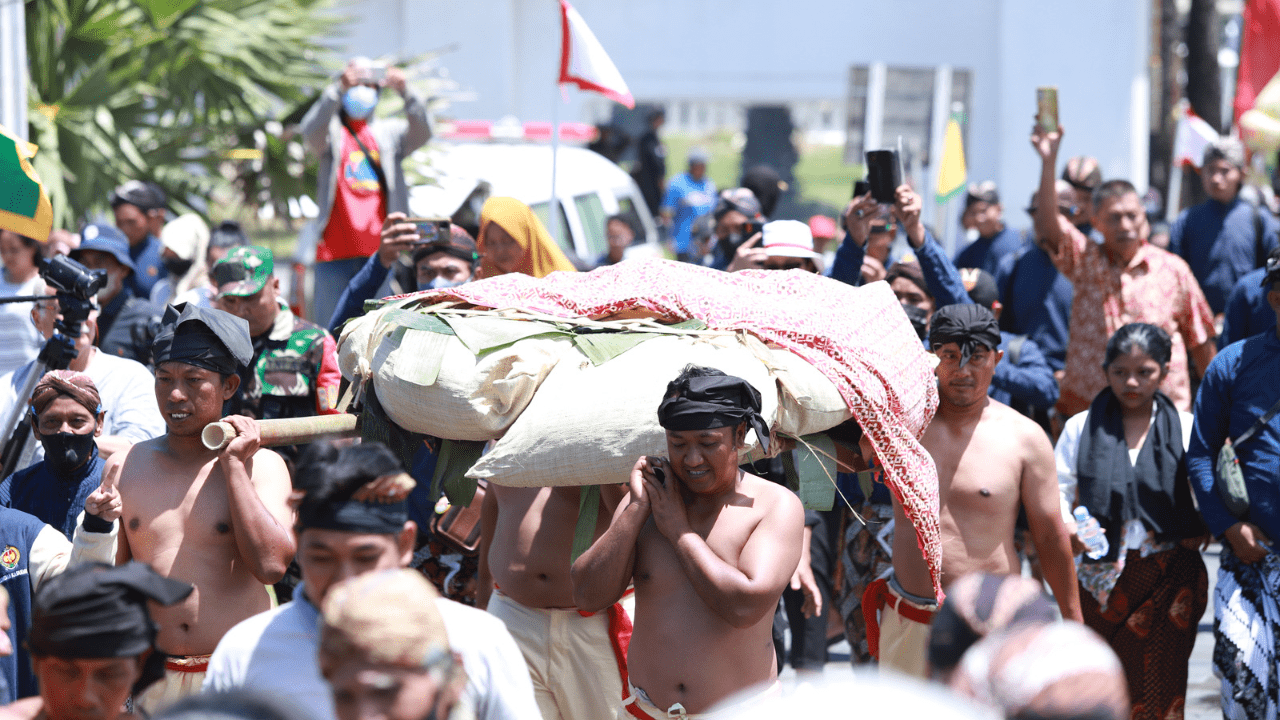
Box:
[235,305,341,421]
[212,246,342,423]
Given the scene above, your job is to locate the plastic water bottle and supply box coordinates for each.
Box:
[1072,506,1110,560]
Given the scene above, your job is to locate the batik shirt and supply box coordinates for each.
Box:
[1051,230,1214,415]
[235,305,341,422]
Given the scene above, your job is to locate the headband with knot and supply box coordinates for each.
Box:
[929,304,1002,368]
[657,371,770,453]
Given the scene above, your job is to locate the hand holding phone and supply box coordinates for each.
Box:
[404,217,451,245]
[853,180,871,199]
[645,456,667,486]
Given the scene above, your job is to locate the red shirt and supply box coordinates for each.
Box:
[318,120,385,261]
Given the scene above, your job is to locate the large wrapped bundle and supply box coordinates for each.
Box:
[468,333,779,487]
[341,258,944,599]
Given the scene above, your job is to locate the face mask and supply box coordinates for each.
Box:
[163,257,194,278]
[39,431,96,472]
[902,304,929,341]
[421,277,465,292]
[342,86,379,120]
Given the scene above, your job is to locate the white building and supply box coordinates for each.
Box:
[340,0,1151,234]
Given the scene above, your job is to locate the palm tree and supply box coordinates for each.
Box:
[26,0,340,227]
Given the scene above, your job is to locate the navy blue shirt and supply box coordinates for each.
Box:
[128,233,168,299]
[0,506,45,703]
[328,254,393,336]
[953,225,1025,277]
[991,331,1059,411]
[1169,197,1279,314]
[0,448,104,540]
[829,229,970,307]
[1219,267,1276,348]
[994,241,1073,371]
[1187,330,1280,544]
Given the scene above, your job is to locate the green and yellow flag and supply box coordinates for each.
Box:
[935,114,967,204]
[0,124,53,242]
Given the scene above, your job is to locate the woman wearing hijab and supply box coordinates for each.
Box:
[475,197,576,279]
[1054,323,1209,720]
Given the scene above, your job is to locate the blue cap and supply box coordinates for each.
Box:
[72,224,136,275]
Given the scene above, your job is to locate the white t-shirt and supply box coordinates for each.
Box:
[0,350,165,467]
[204,584,540,720]
[0,275,44,378]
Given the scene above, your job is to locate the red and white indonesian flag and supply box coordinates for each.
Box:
[1172,108,1220,168]
[558,0,634,108]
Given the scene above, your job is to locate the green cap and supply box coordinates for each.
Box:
[213,246,274,298]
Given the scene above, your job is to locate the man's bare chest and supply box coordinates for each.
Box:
[636,510,759,577]
[121,463,235,549]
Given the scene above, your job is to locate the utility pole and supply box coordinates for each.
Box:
[0,0,27,140]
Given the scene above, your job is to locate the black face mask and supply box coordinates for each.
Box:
[40,431,96,473]
[903,304,930,340]
[163,256,194,278]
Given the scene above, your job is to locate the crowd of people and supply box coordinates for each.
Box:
[0,54,1279,720]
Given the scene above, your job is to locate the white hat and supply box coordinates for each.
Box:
[762,220,819,259]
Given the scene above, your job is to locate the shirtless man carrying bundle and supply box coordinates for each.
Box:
[110,303,295,713]
[573,366,804,718]
[478,468,626,719]
[866,304,1081,678]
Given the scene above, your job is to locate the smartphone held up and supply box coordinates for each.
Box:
[1037,86,1058,134]
[406,217,451,245]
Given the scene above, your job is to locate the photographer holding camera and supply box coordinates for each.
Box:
[299,56,432,326]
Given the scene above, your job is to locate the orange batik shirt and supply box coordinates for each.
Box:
[1052,225,1214,416]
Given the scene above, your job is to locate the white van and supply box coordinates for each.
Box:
[405,140,662,264]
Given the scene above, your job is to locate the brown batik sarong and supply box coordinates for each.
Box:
[1079,545,1208,720]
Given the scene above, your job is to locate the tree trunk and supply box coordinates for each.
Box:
[1182,0,1221,208]
[1149,0,1181,214]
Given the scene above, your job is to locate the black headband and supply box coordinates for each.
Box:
[152,303,253,374]
[929,304,1002,368]
[298,498,409,534]
[29,562,192,659]
[657,372,770,453]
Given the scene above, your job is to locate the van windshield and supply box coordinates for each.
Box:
[529,201,574,257]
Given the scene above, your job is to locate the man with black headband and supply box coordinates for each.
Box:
[204,442,538,720]
[574,366,804,718]
[1,563,191,720]
[868,304,1080,678]
[108,303,294,714]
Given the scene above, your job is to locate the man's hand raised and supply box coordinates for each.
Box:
[842,193,879,248]
[726,232,767,272]
[379,212,420,268]
[84,462,122,523]
[1030,121,1064,162]
[891,184,926,248]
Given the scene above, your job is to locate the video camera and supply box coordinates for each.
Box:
[35,254,107,370]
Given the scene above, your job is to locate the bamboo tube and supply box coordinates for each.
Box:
[201,414,360,451]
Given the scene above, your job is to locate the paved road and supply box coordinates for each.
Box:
[782,545,1228,718]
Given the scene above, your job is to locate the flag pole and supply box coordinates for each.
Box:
[550,83,561,246]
